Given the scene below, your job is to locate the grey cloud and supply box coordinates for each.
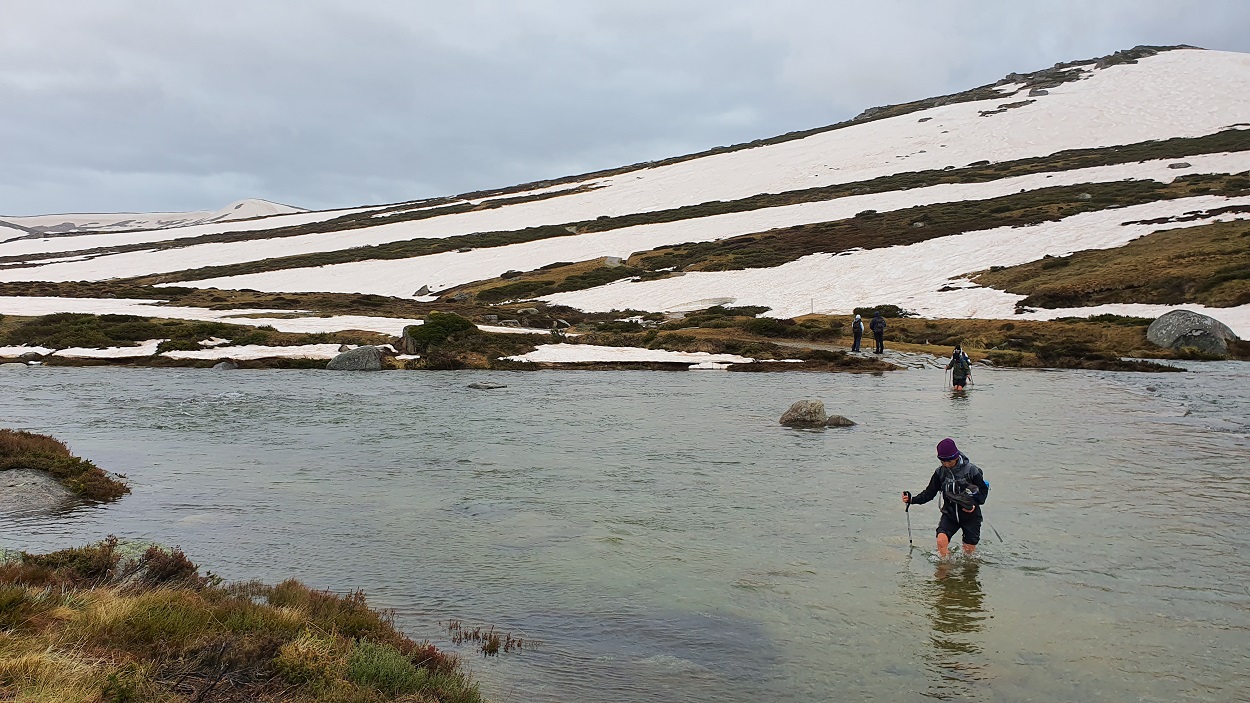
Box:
[3,0,1250,215]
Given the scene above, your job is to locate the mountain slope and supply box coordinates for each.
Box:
[1,45,1249,338]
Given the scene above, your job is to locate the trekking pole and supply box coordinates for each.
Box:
[903,491,913,546]
[985,517,1003,543]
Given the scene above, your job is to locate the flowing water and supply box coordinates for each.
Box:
[1,363,1248,702]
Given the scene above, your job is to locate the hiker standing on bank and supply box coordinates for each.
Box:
[902,438,990,557]
[946,344,972,390]
[869,311,886,354]
[851,314,864,352]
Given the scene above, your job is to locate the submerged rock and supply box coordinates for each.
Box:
[826,415,856,427]
[780,400,828,427]
[327,345,384,371]
[1146,310,1239,357]
[467,382,507,390]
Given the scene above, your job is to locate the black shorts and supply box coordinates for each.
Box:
[953,374,968,386]
[937,510,982,545]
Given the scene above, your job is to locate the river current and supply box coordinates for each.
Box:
[1,363,1248,702]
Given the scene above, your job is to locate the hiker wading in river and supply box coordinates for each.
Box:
[902,438,990,557]
[947,344,972,390]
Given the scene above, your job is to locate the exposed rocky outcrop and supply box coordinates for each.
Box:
[0,468,76,517]
[1146,310,1239,357]
[780,400,828,427]
[326,345,384,370]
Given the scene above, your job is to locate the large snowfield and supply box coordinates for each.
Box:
[3,48,1250,342]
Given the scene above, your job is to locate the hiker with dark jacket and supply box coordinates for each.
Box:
[869,312,886,353]
[902,438,990,557]
[946,344,972,390]
[851,314,864,352]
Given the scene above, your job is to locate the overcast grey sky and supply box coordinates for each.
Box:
[3,1,1249,215]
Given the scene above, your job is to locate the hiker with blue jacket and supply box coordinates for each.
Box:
[851,314,864,352]
[869,311,886,353]
[946,344,973,390]
[902,438,990,557]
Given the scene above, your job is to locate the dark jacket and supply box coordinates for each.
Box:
[946,351,971,374]
[909,454,989,517]
[869,314,886,335]
[853,319,864,336]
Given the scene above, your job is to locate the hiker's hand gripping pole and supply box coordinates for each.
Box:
[902,491,913,546]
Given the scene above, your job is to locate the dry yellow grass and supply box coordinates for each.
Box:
[973,219,1250,308]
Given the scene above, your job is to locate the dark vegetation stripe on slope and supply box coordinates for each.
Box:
[457,173,1250,301]
[136,171,1250,293]
[11,127,1245,272]
[86,132,1250,284]
[0,184,601,268]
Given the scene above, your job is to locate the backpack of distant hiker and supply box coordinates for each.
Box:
[954,352,971,375]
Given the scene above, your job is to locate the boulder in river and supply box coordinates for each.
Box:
[826,415,856,427]
[326,345,384,371]
[211,359,239,370]
[780,400,828,427]
[1146,310,1239,357]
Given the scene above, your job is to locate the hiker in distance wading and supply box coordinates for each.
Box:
[902,438,989,558]
[851,314,864,352]
[946,343,973,390]
[869,311,886,354]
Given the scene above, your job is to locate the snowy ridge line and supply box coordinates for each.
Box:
[1,199,307,237]
[168,154,1250,299]
[384,49,1171,209]
[0,205,388,258]
[539,194,1250,337]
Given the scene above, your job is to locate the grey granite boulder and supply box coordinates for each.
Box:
[1146,310,1239,357]
[780,400,828,427]
[211,359,239,370]
[327,345,384,370]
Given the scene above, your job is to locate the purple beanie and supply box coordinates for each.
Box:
[937,438,959,460]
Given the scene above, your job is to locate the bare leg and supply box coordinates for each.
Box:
[962,543,976,555]
[936,532,951,558]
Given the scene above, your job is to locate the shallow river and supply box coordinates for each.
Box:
[2,363,1248,702]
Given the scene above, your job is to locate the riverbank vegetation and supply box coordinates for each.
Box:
[0,312,391,353]
[0,429,128,501]
[4,305,1243,371]
[0,539,480,702]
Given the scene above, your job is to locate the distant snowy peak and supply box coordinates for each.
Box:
[1,198,307,237]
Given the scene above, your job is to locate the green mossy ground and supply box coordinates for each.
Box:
[0,538,481,703]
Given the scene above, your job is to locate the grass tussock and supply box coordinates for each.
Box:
[0,429,128,501]
[972,219,1250,309]
[0,540,480,703]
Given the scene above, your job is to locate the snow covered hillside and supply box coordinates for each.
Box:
[2,46,1249,336]
[0,199,307,238]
